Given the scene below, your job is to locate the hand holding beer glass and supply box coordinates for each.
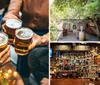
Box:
[2,18,44,56]
[0,32,10,66]
[2,19,22,44]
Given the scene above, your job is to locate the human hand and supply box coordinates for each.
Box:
[41,34,49,45]
[2,23,6,34]
[0,45,10,66]
[29,33,41,50]
[2,12,18,23]
[1,12,19,32]
[29,33,49,50]
[41,78,49,85]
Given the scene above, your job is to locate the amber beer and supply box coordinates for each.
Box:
[15,28,33,55]
[3,19,22,44]
[0,33,8,52]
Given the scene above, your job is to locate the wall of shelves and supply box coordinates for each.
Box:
[50,43,100,78]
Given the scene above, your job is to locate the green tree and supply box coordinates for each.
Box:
[50,0,100,40]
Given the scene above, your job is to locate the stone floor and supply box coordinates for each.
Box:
[58,32,100,41]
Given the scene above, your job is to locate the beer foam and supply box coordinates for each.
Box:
[0,33,8,46]
[6,19,22,29]
[16,28,33,40]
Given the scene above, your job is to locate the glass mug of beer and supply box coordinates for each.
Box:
[0,32,9,65]
[0,32,8,52]
[2,19,22,44]
[15,27,33,56]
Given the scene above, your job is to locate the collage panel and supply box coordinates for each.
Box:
[50,0,100,41]
[50,0,100,84]
[0,0,49,85]
[50,42,100,85]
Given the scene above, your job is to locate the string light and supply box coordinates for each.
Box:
[13,72,18,77]
[8,69,12,74]
[0,68,18,85]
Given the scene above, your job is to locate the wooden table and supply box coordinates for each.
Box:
[51,78,100,85]
[0,62,24,85]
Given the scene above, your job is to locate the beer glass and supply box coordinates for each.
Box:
[0,32,8,52]
[3,19,22,44]
[15,27,33,56]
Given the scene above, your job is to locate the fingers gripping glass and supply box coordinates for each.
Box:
[0,32,9,67]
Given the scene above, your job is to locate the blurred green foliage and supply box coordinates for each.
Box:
[50,0,100,41]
